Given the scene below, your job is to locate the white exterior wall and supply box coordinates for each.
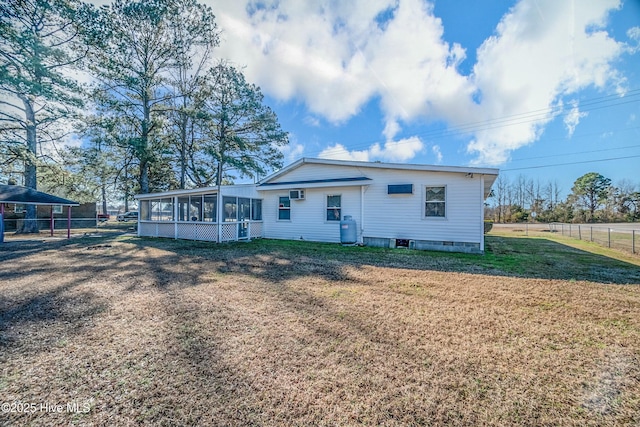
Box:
[260,163,485,246]
[260,186,363,243]
[361,168,483,244]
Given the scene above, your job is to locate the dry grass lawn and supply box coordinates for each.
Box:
[1,232,639,426]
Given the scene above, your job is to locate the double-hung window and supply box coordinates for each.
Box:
[278,196,290,220]
[425,186,446,218]
[326,195,341,221]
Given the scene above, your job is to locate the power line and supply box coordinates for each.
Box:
[501,154,640,171]
[311,88,640,157]
[509,141,640,163]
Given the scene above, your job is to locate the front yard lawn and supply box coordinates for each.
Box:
[1,235,639,426]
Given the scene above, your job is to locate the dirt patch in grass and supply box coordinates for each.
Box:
[1,236,639,426]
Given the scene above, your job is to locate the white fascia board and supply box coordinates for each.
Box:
[257,181,370,192]
[134,184,257,200]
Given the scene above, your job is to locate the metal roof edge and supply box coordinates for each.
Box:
[259,158,499,185]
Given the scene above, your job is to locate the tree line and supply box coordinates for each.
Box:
[488,172,640,223]
[1,0,289,232]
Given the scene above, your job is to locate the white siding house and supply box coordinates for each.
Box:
[135,158,498,253]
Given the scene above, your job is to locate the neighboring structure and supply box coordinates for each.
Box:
[0,184,80,241]
[135,158,499,253]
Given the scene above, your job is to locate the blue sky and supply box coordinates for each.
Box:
[210,0,640,195]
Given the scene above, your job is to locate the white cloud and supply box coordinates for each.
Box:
[432,145,443,163]
[319,143,371,161]
[466,0,625,164]
[319,136,424,162]
[215,0,473,128]
[303,116,321,127]
[563,100,588,136]
[278,138,305,164]
[214,0,628,165]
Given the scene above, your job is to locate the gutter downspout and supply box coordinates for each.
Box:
[360,185,365,244]
[480,175,485,253]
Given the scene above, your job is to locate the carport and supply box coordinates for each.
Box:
[0,184,80,243]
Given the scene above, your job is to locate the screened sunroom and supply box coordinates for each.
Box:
[135,184,263,242]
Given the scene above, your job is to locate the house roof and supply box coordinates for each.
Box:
[0,185,79,206]
[259,158,499,198]
[257,176,372,190]
[134,184,257,200]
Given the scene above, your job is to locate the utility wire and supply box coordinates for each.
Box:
[509,141,640,162]
[501,154,640,171]
[312,88,640,157]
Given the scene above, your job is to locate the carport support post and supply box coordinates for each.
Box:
[50,205,54,237]
[0,203,4,243]
[67,206,71,239]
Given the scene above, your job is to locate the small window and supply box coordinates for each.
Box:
[14,204,24,213]
[52,205,63,214]
[425,186,446,218]
[326,195,341,221]
[278,196,290,220]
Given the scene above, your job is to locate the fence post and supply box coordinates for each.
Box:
[578,225,581,240]
[633,230,636,254]
[608,228,611,248]
[590,227,593,242]
[561,223,564,235]
[569,224,572,237]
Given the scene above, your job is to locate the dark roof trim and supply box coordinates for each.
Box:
[0,185,79,206]
[258,176,372,187]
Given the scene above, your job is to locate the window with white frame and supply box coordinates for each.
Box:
[326,195,341,221]
[278,196,290,220]
[14,204,24,213]
[52,205,63,214]
[425,186,446,218]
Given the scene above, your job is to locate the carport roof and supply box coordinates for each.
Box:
[0,185,79,206]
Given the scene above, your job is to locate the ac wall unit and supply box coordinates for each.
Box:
[289,189,305,200]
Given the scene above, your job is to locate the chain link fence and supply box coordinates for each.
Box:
[549,222,639,255]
